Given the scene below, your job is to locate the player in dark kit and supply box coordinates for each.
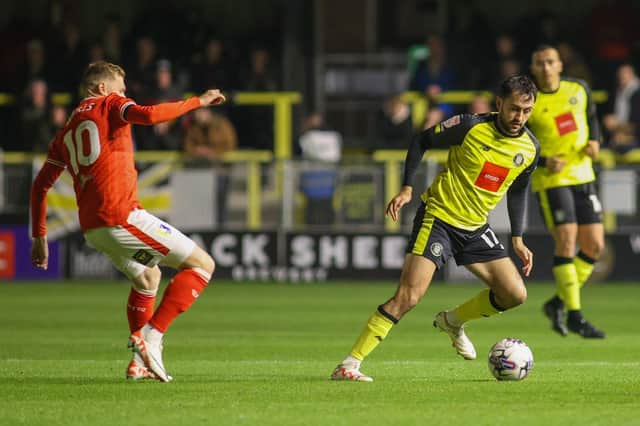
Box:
[528,45,605,338]
[331,75,540,381]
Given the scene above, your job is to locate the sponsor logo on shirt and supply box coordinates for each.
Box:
[554,112,577,136]
[475,161,509,192]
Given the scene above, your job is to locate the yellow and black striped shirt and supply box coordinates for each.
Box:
[527,77,601,192]
[402,113,540,235]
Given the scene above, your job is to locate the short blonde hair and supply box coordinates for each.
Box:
[82,61,125,95]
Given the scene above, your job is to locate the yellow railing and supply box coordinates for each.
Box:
[373,147,640,232]
[233,92,301,160]
[1,89,606,159]
[3,150,273,230]
[401,90,609,131]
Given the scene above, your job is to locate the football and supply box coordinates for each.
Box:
[487,338,534,381]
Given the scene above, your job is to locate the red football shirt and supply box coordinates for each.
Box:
[31,94,200,236]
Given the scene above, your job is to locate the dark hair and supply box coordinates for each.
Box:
[498,74,537,102]
[532,44,557,55]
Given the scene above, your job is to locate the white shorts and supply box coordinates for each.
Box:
[84,209,196,279]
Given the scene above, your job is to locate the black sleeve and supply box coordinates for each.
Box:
[507,135,540,236]
[401,114,476,187]
[629,90,640,141]
[583,81,602,142]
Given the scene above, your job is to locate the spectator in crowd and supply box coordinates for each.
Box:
[468,93,492,114]
[603,63,640,153]
[243,46,278,92]
[476,33,523,91]
[586,0,636,88]
[422,105,446,130]
[127,35,157,100]
[49,104,68,134]
[16,40,49,95]
[557,41,593,86]
[236,46,278,150]
[51,22,88,93]
[20,79,52,152]
[183,108,238,224]
[410,35,457,117]
[297,113,342,226]
[191,37,233,93]
[88,40,107,63]
[102,14,123,63]
[409,34,456,100]
[374,94,413,150]
[135,59,185,150]
[499,58,522,82]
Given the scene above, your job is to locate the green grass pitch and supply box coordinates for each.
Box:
[0,280,638,425]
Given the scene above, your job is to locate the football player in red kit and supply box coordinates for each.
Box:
[30,61,226,382]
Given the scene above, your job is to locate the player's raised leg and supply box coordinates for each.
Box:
[331,254,436,382]
[436,257,527,359]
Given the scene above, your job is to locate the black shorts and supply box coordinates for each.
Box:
[535,182,603,229]
[406,203,508,269]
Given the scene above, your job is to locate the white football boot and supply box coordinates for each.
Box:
[126,352,157,380]
[433,311,477,360]
[330,364,374,382]
[129,325,171,382]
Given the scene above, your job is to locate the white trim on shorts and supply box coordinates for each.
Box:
[84,209,196,279]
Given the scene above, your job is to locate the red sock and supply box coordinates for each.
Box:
[127,288,156,333]
[150,269,209,333]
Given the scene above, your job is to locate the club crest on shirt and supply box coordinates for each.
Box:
[569,96,577,105]
[430,242,443,257]
[513,153,524,166]
[133,249,153,265]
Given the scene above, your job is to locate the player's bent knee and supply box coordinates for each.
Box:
[587,240,604,259]
[505,286,527,308]
[132,266,161,292]
[181,246,215,276]
[512,286,527,306]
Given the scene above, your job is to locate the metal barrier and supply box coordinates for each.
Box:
[2,148,639,234]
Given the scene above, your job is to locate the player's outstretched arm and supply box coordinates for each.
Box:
[31,236,49,270]
[125,90,226,125]
[198,89,226,107]
[385,185,413,222]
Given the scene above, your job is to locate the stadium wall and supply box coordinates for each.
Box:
[42,230,639,283]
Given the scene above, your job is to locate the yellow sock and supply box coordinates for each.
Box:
[574,251,596,288]
[452,288,502,324]
[350,307,397,361]
[552,258,581,310]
